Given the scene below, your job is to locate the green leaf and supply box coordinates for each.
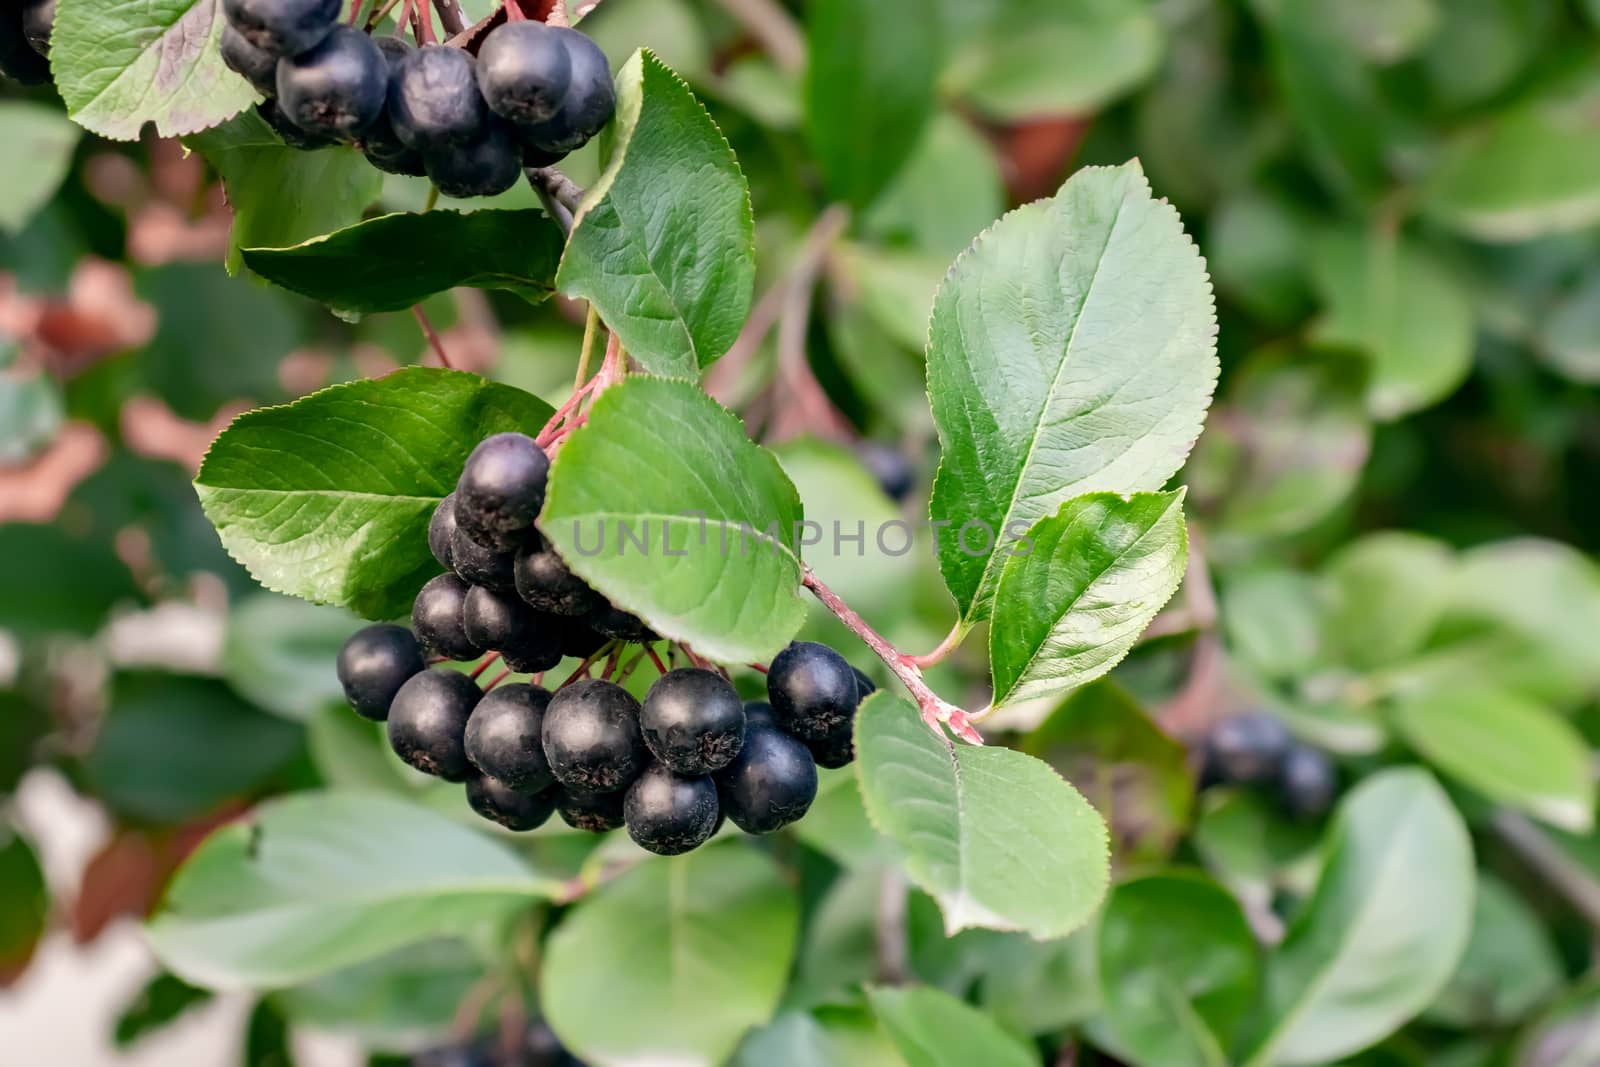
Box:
[0,367,62,464]
[853,694,1110,938]
[0,824,47,982]
[52,0,257,140]
[241,210,565,316]
[1391,686,1595,833]
[147,790,553,988]
[113,972,213,1048]
[194,369,552,620]
[1191,789,1322,922]
[864,112,1006,261]
[927,160,1216,628]
[187,110,383,275]
[1310,228,1475,420]
[558,50,755,376]
[803,0,937,211]
[944,0,1163,121]
[0,523,142,636]
[790,768,883,870]
[1321,532,1454,671]
[221,594,363,721]
[1096,871,1260,1067]
[0,102,81,235]
[1221,568,1327,683]
[732,1010,906,1067]
[1244,768,1474,1067]
[1427,873,1563,1029]
[541,845,799,1067]
[867,985,1039,1067]
[540,376,806,663]
[1422,72,1600,242]
[1513,980,1600,1067]
[270,942,481,1050]
[989,490,1188,709]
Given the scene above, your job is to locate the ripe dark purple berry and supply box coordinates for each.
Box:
[853,667,876,699]
[500,631,564,675]
[462,584,540,652]
[623,764,719,855]
[428,492,458,569]
[855,441,915,501]
[515,542,598,616]
[424,116,523,199]
[1280,744,1337,820]
[558,622,608,660]
[466,774,555,832]
[450,529,518,593]
[21,0,53,56]
[465,683,554,793]
[767,641,860,742]
[411,573,483,661]
[336,623,425,721]
[387,668,480,781]
[541,678,645,794]
[586,602,655,642]
[221,24,280,97]
[0,15,51,84]
[476,21,571,126]
[715,725,817,834]
[554,786,625,832]
[258,99,337,150]
[455,433,549,545]
[223,0,340,58]
[362,36,427,176]
[1205,712,1292,787]
[389,44,488,149]
[640,669,745,775]
[275,25,388,140]
[742,700,778,732]
[807,723,854,770]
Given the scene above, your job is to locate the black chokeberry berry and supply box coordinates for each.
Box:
[715,725,817,834]
[500,629,564,675]
[387,668,480,781]
[450,528,519,592]
[555,29,614,142]
[221,24,280,97]
[554,786,625,832]
[541,678,645,794]
[640,668,745,775]
[515,542,598,616]
[363,36,427,176]
[412,573,484,661]
[258,99,337,150]
[742,700,778,732]
[455,433,549,545]
[1205,712,1292,787]
[22,0,54,57]
[389,44,488,149]
[224,0,340,58]
[623,763,719,855]
[0,16,51,84]
[1279,744,1336,820]
[462,584,540,652]
[853,667,876,699]
[428,492,458,570]
[424,115,523,199]
[586,602,655,642]
[276,25,387,140]
[475,21,571,126]
[855,441,915,502]
[520,138,569,168]
[466,774,555,832]
[336,622,425,721]
[767,641,860,742]
[558,622,608,660]
[464,683,554,793]
[807,722,854,770]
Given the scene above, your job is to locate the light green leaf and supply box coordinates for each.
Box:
[790,768,883,870]
[866,985,1039,1067]
[990,490,1188,709]
[732,1010,907,1067]
[540,376,806,663]
[147,791,554,989]
[221,594,363,721]
[853,694,1110,938]
[242,210,565,316]
[558,50,755,376]
[1321,532,1454,670]
[1221,568,1327,683]
[52,0,257,140]
[1311,228,1475,420]
[187,110,384,275]
[0,102,81,235]
[194,369,553,620]
[1244,768,1474,1067]
[927,160,1217,627]
[865,112,1006,261]
[1097,870,1260,1067]
[804,0,937,211]
[270,941,482,1050]
[542,846,798,1067]
[0,367,64,464]
[1391,686,1595,833]
[1328,0,1440,63]
[1539,262,1600,385]
[1427,873,1563,1029]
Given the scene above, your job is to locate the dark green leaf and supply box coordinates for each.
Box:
[0,102,81,235]
[1427,873,1563,1029]
[244,998,295,1067]
[113,972,214,1048]
[0,523,141,636]
[1321,532,1453,671]
[222,594,363,721]
[0,824,47,983]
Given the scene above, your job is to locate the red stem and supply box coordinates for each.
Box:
[348,0,365,26]
[646,646,668,675]
[413,306,452,368]
[470,651,502,680]
[559,641,616,689]
[904,623,963,669]
[503,0,526,21]
[535,377,597,448]
[746,661,768,674]
[801,566,982,744]
[483,667,513,691]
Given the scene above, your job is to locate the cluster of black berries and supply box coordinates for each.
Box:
[0,0,54,84]
[334,429,874,854]
[219,0,613,196]
[412,1020,580,1067]
[1201,712,1337,820]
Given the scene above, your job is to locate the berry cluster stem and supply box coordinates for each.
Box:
[432,0,467,34]
[412,306,454,368]
[800,565,983,744]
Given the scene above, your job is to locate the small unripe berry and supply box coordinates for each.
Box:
[465,683,555,794]
[715,726,817,834]
[387,668,480,781]
[336,623,425,721]
[466,774,555,832]
[640,669,745,775]
[542,678,645,794]
[411,573,483,661]
[767,641,860,742]
[623,764,719,855]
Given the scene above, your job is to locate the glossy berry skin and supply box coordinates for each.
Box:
[387,668,480,781]
[22,0,55,56]
[0,18,50,84]
[715,726,817,834]
[221,24,280,97]
[586,602,655,642]
[424,116,522,200]
[462,584,539,652]
[1279,744,1337,820]
[807,723,854,770]
[411,573,483,661]
[742,700,778,733]
[389,45,487,149]
[541,679,645,794]
[223,0,340,57]
[558,622,608,660]
[1205,712,1292,787]
[276,25,387,140]
[500,630,564,675]
[558,29,614,140]
[455,433,548,545]
[515,542,598,616]
[336,623,425,721]
[466,774,555,832]
[428,492,458,569]
[258,99,336,150]
[624,764,719,855]
[449,529,518,593]
[476,21,571,126]
[853,668,876,699]
[640,669,745,775]
[464,683,554,793]
[767,641,860,742]
[554,786,625,832]
[362,36,426,177]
